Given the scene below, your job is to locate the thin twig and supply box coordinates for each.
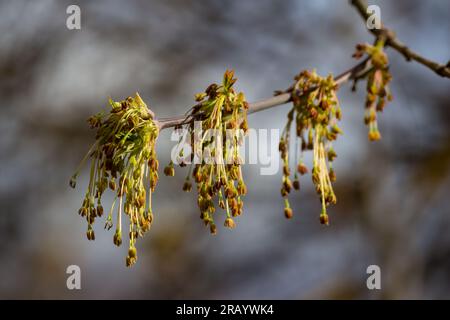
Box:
[156,58,371,130]
[155,1,448,130]
[350,0,450,78]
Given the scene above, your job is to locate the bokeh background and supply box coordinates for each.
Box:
[0,0,449,299]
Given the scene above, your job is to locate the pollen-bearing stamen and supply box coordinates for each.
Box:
[70,93,159,267]
[353,40,393,141]
[165,70,249,234]
[278,70,341,223]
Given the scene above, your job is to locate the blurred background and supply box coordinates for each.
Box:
[0,0,449,299]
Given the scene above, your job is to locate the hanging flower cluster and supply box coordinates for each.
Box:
[278,70,341,224]
[165,70,249,234]
[70,93,159,267]
[68,41,398,268]
[353,40,393,141]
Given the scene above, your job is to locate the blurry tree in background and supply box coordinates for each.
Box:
[0,0,449,299]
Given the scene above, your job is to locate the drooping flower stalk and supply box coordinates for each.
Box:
[278,70,341,224]
[70,93,159,267]
[165,70,249,234]
[353,39,393,141]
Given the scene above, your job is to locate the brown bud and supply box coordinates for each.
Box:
[129,231,138,239]
[376,98,386,112]
[237,181,247,195]
[237,200,244,213]
[329,169,336,182]
[205,83,218,96]
[113,231,122,247]
[210,223,217,235]
[240,119,248,132]
[128,247,137,259]
[284,207,293,219]
[148,212,154,225]
[86,228,95,241]
[182,180,192,192]
[326,193,337,205]
[320,99,330,110]
[126,255,137,267]
[109,179,116,191]
[140,218,150,232]
[278,140,286,153]
[300,139,307,151]
[69,175,77,189]
[327,149,337,161]
[194,171,202,183]
[80,207,88,217]
[283,179,292,193]
[97,205,104,217]
[148,158,159,171]
[336,108,342,120]
[136,195,145,208]
[331,125,342,135]
[150,173,158,190]
[231,206,240,217]
[163,164,175,177]
[327,131,337,141]
[224,217,236,229]
[319,213,329,225]
[297,163,308,175]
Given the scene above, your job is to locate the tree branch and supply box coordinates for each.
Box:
[156,58,371,130]
[350,0,450,78]
[154,1,448,131]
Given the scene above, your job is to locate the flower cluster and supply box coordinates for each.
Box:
[165,70,249,234]
[353,40,393,141]
[70,93,159,267]
[278,70,341,224]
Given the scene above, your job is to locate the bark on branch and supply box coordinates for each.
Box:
[350,0,450,78]
[154,1,449,130]
[156,58,371,130]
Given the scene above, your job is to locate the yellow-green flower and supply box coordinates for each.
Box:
[70,93,159,267]
[168,70,249,234]
[278,70,341,223]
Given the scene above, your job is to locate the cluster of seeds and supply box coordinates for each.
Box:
[165,70,249,234]
[70,93,159,267]
[353,40,393,141]
[278,70,341,224]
